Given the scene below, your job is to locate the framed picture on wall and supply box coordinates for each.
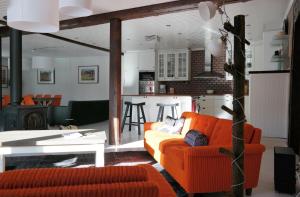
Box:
[1,66,9,88]
[78,65,99,84]
[37,69,55,84]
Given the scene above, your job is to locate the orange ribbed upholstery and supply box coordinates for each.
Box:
[0,165,175,197]
[181,112,218,139]
[209,119,255,146]
[144,112,266,194]
[0,182,159,197]
[0,166,148,189]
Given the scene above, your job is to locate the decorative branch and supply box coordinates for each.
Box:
[221,105,235,116]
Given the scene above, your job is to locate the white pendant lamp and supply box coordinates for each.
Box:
[32,56,54,69]
[60,0,93,17]
[198,1,217,21]
[7,0,59,33]
[208,38,225,57]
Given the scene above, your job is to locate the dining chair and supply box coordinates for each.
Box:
[2,95,10,107]
[34,94,43,105]
[22,95,36,106]
[51,95,62,107]
[43,94,52,106]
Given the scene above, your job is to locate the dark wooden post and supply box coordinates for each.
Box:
[109,18,122,145]
[221,15,247,197]
[10,28,22,106]
[232,15,246,197]
[0,35,2,111]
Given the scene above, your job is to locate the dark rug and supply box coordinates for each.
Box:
[5,151,189,197]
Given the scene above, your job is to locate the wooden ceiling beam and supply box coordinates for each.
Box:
[0,0,249,36]
[59,0,249,30]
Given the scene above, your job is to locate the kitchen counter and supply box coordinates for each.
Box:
[122,95,192,122]
[122,93,233,97]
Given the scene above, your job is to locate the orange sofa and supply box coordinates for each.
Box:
[144,112,265,195]
[0,165,176,197]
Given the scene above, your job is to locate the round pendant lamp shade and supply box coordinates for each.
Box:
[208,38,225,57]
[32,56,54,69]
[198,1,217,21]
[60,0,93,17]
[7,0,59,33]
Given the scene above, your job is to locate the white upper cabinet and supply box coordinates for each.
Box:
[157,49,191,81]
[137,50,156,71]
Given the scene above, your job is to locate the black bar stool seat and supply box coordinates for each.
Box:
[156,103,179,122]
[122,102,146,135]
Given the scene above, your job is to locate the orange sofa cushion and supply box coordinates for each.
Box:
[180,112,218,139]
[0,182,159,197]
[0,166,148,189]
[209,119,255,146]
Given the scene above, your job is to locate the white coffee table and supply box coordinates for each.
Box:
[0,129,107,172]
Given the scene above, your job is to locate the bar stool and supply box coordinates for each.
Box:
[156,103,179,122]
[122,102,146,135]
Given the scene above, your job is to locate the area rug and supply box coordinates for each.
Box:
[5,151,188,196]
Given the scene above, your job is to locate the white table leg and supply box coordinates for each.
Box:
[0,155,5,173]
[95,145,105,167]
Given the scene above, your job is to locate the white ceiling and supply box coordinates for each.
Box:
[0,0,292,58]
[0,0,177,20]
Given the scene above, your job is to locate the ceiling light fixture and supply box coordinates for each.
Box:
[60,0,93,17]
[7,0,59,33]
[198,1,217,21]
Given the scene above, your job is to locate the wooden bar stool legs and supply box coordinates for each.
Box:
[122,102,146,135]
[156,103,179,122]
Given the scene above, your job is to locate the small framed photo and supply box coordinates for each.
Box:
[37,69,55,84]
[78,65,99,84]
[1,66,8,88]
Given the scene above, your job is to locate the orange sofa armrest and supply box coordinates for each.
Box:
[184,144,265,158]
[0,182,159,197]
[144,122,155,132]
[182,144,265,193]
[251,128,262,144]
[0,166,148,189]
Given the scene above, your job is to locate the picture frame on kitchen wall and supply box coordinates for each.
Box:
[78,65,99,84]
[1,66,9,88]
[37,69,55,84]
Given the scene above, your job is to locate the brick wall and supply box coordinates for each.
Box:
[161,50,233,95]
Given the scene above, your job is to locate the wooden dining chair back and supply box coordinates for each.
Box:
[51,95,62,107]
[44,94,52,106]
[34,94,43,105]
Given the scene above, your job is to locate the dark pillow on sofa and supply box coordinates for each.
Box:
[184,130,208,146]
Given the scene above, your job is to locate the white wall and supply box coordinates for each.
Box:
[22,55,110,106]
[263,30,281,71]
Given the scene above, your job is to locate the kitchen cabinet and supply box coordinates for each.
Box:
[158,49,191,81]
[138,50,156,71]
[122,52,139,94]
[250,72,289,138]
[122,50,156,94]
[197,95,250,121]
